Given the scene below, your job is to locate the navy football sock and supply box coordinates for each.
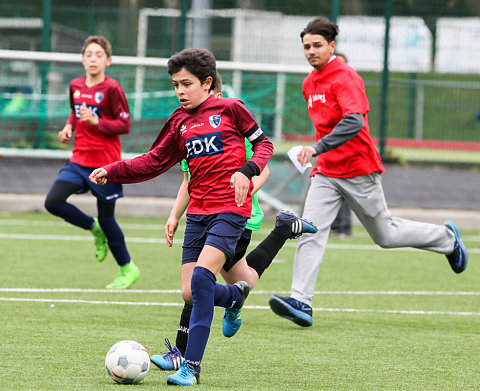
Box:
[185,266,216,370]
[99,217,130,266]
[45,202,93,230]
[213,282,243,308]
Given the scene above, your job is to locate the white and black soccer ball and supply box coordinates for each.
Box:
[105,340,150,384]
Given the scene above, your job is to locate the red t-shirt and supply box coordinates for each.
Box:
[303,58,384,177]
[66,75,130,167]
[105,95,273,218]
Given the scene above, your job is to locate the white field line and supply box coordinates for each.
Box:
[0,219,270,236]
[1,288,480,296]
[1,219,479,242]
[2,232,480,253]
[0,297,479,316]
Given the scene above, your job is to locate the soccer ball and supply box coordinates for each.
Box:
[105,340,150,384]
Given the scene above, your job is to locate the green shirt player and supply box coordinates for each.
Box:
[150,75,317,372]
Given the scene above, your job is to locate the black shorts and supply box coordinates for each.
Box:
[222,228,252,272]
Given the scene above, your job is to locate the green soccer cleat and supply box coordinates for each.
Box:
[106,261,140,289]
[91,217,108,262]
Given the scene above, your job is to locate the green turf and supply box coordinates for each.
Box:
[1,212,479,390]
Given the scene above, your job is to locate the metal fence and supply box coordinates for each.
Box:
[1,0,480,165]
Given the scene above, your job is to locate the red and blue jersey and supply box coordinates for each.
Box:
[66,75,130,167]
[105,95,273,218]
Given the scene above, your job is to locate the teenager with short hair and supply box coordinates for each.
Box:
[269,17,468,328]
[45,35,139,289]
[150,74,317,373]
[90,48,277,386]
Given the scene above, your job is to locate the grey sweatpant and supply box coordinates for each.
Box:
[291,172,455,306]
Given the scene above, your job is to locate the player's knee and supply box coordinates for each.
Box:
[181,286,192,303]
[44,197,60,215]
[371,233,395,248]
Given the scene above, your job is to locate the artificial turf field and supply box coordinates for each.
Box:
[1,211,479,391]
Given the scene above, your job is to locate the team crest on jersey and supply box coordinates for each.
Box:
[95,92,104,103]
[180,124,187,136]
[73,90,81,99]
[209,115,221,128]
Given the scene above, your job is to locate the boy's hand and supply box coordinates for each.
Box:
[297,146,316,166]
[230,171,250,207]
[164,216,179,247]
[79,102,99,126]
[89,168,108,186]
[58,124,73,144]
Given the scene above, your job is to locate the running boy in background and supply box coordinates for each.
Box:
[269,17,468,327]
[89,48,274,386]
[44,36,139,289]
[149,75,317,372]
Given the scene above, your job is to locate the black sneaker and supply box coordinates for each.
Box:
[269,295,313,327]
[444,221,468,274]
[231,281,250,310]
[275,210,318,239]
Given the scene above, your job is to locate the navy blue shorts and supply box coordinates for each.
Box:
[56,162,123,203]
[182,212,248,268]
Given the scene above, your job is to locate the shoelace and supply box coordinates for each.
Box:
[178,361,194,379]
[225,309,241,321]
[162,338,177,356]
[287,297,306,310]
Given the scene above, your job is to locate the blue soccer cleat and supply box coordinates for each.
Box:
[222,308,242,338]
[166,360,199,386]
[150,338,183,371]
[444,221,468,274]
[275,210,318,239]
[269,295,313,327]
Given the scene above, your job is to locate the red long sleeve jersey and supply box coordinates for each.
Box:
[303,58,384,178]
[105,95,273,218]
[66,76,130,167]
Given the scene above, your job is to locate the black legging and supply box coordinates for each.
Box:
[45,179,115,219]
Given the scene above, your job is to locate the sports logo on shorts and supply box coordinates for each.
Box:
[95,92,104,103]
[209,115,221,128]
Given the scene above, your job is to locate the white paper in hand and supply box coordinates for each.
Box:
[287,145,312,174]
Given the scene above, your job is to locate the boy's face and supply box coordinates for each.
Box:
[82,42,111,77]
[302,33,335,71]
[172,68,212,110]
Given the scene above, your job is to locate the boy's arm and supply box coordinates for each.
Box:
[96,86,131,136]
[251,165,269,195]
[164,171,189,247]
[59,85,76,144]
[238,133,273,180]
[90,122,185,184]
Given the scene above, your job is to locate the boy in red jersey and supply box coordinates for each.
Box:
[269,17,468,327]
[90,48,274,386]
[149,75,317,373]
[44,36,139,289]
